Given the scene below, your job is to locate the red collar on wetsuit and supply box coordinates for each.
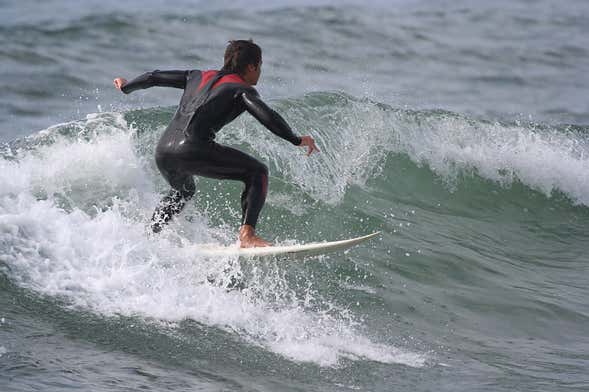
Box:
[197,70,247,91]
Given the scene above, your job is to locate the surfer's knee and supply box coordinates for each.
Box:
[180,179,195,200]
[253,162,268,181]
[243,162,268,185]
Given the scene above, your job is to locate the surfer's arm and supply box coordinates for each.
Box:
[117,70,188,94]
[241,91,302,146]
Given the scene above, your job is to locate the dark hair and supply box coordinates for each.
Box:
[221,39,262,76]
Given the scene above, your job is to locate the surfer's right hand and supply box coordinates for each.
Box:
[113,77,127,91]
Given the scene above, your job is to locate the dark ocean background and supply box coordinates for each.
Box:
[1,0,588,391]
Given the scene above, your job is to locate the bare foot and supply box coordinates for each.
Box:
[239,225,271,248]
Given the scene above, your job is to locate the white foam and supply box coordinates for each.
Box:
[224,94,392,205]
[0,111,426,368]
[266,314,427,367]
[1,113,153,207]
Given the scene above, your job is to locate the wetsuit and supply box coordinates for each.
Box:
[121,69,301,232]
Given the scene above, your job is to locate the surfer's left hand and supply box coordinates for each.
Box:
[299,135,320,156]
[113,77,128,91]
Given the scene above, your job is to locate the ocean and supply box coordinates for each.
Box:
[1,0,588,390]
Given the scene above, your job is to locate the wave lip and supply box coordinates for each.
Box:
[395,110,589,205]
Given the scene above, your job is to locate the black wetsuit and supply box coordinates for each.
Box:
[121,69,301,232]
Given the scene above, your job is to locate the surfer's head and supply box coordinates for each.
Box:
[222,39,262,85]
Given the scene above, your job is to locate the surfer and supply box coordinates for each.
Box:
[113,40,319,247]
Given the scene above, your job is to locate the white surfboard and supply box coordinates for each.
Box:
[196,232,381,259]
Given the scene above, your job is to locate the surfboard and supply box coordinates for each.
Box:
[196,232,381,259]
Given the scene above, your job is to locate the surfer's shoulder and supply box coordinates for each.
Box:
[236,87,260,105]
[241,85,259,97]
